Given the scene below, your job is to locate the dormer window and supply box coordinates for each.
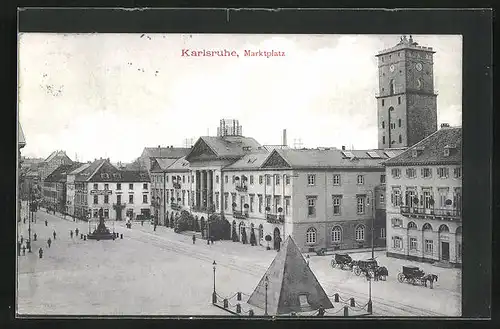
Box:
[411,149,418,157]
[443,148,450,157]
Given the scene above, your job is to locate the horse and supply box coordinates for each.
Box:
[422,274,438,288]
[374,266,389,281]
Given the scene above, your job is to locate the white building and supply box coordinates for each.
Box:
[383,125,462,267]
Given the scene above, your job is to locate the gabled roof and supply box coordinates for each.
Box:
[44,163,84,183]
[44,150,73,163]
[383,127,462,166]
[143,147,191,159]
[261,148,394,169]
[224,150,271,170]
[165,156,190,172]
[185,136,263,162]
[150,158,179,173]
[247,236,333,315]
[73,159,107,181]
[78,159,150,182]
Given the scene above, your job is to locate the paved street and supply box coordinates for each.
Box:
[17,206,461,316]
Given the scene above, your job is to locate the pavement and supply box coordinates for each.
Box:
[16,205,461,317]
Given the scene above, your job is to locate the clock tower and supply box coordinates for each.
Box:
[376,35,438,149]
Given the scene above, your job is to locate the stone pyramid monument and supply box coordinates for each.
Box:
[247,236,334,315]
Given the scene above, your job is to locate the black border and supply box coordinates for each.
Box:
[2,6,494,328]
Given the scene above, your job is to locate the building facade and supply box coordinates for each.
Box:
[376,35,438,149]
[42,163,82,213]
[384,126,462,267]
[69,159,151,221]
[40,150,74,182]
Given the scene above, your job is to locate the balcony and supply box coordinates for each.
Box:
[233,210,249,219]
[266,213,284,224]
[171,203,182,211]
[235,185,248,192]
[400,206,461,221]
[173,183,181,189]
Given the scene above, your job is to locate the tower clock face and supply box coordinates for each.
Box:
[389,64,395,72]
[416,63,423,71]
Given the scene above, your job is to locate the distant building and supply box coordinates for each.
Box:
[42,163,83,213]
[68,158,150,221]
[136,146,191,172]
[383,125,462,267]
[40,150,74,182]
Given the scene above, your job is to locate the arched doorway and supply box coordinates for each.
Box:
[239,222,247,244]
[258,224,263,246]
[422,223,433,261]
[273,227,281,250]
[407,221,418,256]
[438,224,450,262]
[165,211,170,226]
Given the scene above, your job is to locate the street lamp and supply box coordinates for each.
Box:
[366,190,375,259]
[264,275,269,316]
[367,272,373,314]
[212,260,217,304]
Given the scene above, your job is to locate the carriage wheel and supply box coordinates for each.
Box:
[408,278,416,285]
[331,259,336,268]
[368,270,375,278]
[397,273,404,283]
[354,267,361,276]
[380,275,387,281]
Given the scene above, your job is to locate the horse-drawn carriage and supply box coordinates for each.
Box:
[330,253,355,270]
[352,258,388,281]
[397,265,438,288]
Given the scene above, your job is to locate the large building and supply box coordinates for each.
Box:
[383,125,462,267]
[68,158,151,221]
[376,35,438,149]
[135,146,191,172]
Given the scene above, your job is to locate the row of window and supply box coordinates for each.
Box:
[91,183,148,190]
[305,225,384,244]
[390,187,462,208]
[392,236,436,253]
[391,167,462,179]
[92,194,148,205]
[381,97,402,108]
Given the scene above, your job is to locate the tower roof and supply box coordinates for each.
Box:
[376,35,435,57]
[247,236,333,315]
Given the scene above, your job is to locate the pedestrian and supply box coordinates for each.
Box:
[141,220,144,226]
[53,231,57,240]
[22,245,26,255]
[17,241,21,256]
[26,240,31,252]
[192,234,196,244]
[70,230,73,239]
[47,238,52,248]
[23,217,26,224]
[210,236,214,245]
[75,228,79,236]
[45,219,48,227]
[33,233,37,241]
[154,224,157,231]
[20,235,24,244]
[39,248,43,259]
[306,254,310,266]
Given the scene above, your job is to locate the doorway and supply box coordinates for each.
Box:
[273,227,281,250]
[441,241,450,261]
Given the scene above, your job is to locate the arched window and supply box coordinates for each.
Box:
[422,223,433,231]
[331,226,342,243]
[408,221,417,230]
[355,225,365,241]
[306,227,317,244]
[389,79,396,94]
[456,226,462,235]
[439,224,450,233]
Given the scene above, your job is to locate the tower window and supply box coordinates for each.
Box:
[398,119,402,127]
[398,97,401,105]
[382,121,385,129]
[389,80,395,95]
[382,99,385,106]
[382,136,386,144]
[399,135,402,143]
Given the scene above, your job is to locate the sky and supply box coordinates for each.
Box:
[18,34,462,163]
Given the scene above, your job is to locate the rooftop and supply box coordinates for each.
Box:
[376,35,435,56]
[383,126,462,166]
[143,146,191,159]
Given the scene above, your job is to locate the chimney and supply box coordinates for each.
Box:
[440,123,450,129]
[282,129,287,147]
[342,146,346,151]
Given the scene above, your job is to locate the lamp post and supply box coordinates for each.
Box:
[264,275,269,316]
[367,273,373,314]
[367,190,375,259]
[27,183,33,252]
[212,260,217,304]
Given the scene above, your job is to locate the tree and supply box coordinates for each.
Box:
[265,235,272,250]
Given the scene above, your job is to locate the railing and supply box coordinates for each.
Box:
[235,185,248,192]
[233,210,248,219]
[171,203,182,211]
[266,213,284,224]
[400,206,461,220]
[173,183,181,189]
